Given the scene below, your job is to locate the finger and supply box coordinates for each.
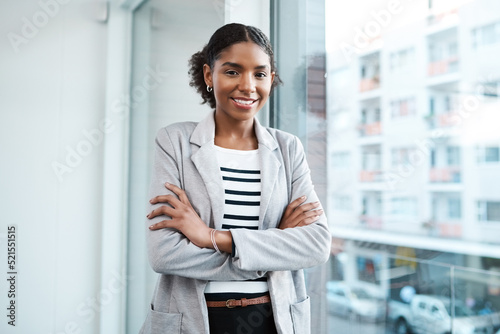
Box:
[284,195,307,216]
[289,201,320,221]
[149,194,179,205]
[149,219,176,231]
[147,205,175,219]
[295,209,324,227]
[165,182,184,197]
[165,182,194,209]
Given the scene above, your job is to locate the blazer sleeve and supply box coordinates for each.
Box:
[145,128,265,281]
[230,136,331,272]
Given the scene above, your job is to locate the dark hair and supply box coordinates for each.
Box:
[188,23,282,109]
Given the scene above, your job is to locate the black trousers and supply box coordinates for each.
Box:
[206,293,278,334]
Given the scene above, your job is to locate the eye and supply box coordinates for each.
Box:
[255,72,267,78]
[225,70,238,76]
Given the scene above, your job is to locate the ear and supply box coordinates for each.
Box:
[270,71,276,87]
[203,64,213,88]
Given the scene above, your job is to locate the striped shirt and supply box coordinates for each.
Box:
[204,145,268,295]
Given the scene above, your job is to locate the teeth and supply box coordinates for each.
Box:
[234,99,254,105]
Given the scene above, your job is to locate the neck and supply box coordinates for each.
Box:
[214,111,258,150]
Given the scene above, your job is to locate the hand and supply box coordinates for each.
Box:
[278,196,323,230]
[147,183,211,248]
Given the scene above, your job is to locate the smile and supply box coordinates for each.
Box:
[232,98,257,106]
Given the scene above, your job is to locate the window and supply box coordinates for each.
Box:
[362,149,381,171]
[390,197,418,216]
[482,81,500,98]
[478,201,500,222]
[326,0,500,332]
[429,41,457,62]
[390,47,415,70]
[392,147,416,166]
[391,97,416,118]
[446,146,460,166]
[335,289,346,297]
[477,146,500,163]
[357,256,380,284]
[472,21,500,48]
[448,198,462,219]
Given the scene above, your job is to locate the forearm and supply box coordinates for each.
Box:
[213,230,233,254]
[231,216,331,272]
[147,228,264,280]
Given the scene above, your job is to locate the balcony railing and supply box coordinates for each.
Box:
[428,56,459,76]
[360,214,383,229]
[425,111,460,129]
[359,170,383,182]
[437,222,462,238]
[359,77,380,92]
[427,8,459,26]
[358,121,382,136]
[429,167,461,183]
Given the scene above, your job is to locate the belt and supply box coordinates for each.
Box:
[206,294,271,308]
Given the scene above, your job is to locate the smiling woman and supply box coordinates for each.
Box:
[139,23,331,334]
[207,41,276,150]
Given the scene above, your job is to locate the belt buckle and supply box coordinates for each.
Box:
[225,299,236,308]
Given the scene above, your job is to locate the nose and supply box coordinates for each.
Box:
[238,73,256,94]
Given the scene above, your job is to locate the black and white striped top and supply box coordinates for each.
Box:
[204,145,268,295]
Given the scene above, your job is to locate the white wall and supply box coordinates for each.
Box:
[0,0,108,333]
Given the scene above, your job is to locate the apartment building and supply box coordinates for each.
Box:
[327,0,500,311]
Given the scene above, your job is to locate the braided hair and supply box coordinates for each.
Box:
[188,23,282,109]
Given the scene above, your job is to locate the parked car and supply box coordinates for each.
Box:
[388,294,500,334]
[326,281,386,322]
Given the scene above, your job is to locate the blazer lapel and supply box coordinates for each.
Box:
[191,144,225,229]
[254,118,282,230]
[190,113,225,229]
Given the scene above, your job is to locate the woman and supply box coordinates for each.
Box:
[140,23,331,334]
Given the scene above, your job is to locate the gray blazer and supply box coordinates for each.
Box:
[140,112,331,334]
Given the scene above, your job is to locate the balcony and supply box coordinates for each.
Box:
[427,8,459,27]
[428,56,459,76]
[359,170,383,182]
[359,77,380,92]
[437,222,462,238]
[423,220,462,238]
[358,121,382,136]
[429,167,461,183]
[425,111,460,129]
[360,215,383,229]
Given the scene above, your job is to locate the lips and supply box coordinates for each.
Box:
[231,97,258,109]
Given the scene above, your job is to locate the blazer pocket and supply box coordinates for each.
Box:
[145,304,183,334]
[290,296,311,334]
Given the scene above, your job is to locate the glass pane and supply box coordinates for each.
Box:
[326,1,500,332]
[453,267,500,332]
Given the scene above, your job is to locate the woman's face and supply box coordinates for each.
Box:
[204,42,275,123]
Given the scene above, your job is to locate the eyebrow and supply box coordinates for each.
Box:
[221,62,269,70]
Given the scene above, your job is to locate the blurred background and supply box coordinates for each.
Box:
[1,0,500,333]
